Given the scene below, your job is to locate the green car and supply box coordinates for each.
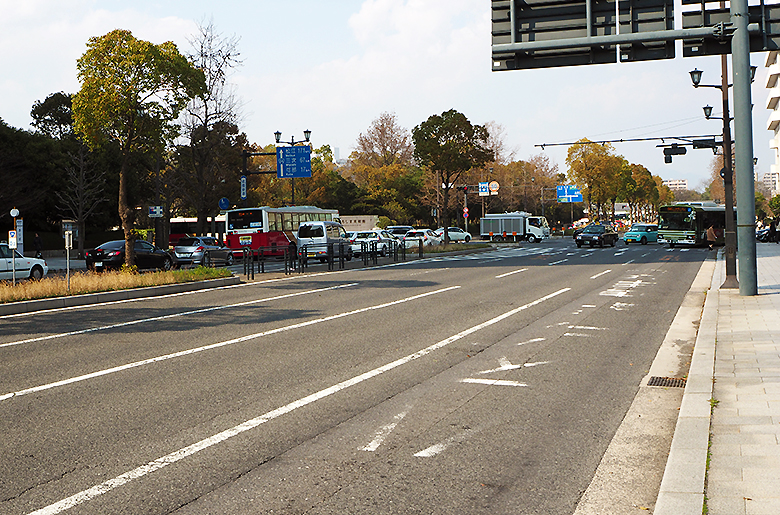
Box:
[623,223,658,245]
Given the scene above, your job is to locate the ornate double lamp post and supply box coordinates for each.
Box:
[689,64,755,289]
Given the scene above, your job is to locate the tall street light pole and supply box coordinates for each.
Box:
[274,129,311,206]
[690,61,755,289]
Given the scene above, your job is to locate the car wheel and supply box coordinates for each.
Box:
[162,257,173,271]
[669,242,675,248]
[610,238,616,247]
[30,265,44,280]
[464,235,470,243]
[380,245,387,257]
[226,253,234,266]
[576,243,582,248]
[640,236,647,245]
[527,235,537,244]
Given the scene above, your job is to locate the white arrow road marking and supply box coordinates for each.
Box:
[361,411,408,452]
[517,337,545,346]
[414,429,478,458]
[460,378,527,387]
[478,358,550,374]
[26,287,570,515]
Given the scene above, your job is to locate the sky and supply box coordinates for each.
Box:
[0,0,775,193]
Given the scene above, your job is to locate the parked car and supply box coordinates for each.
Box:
[297,221,353,262]
[351,230,395,256]
[434,227,471,243]
[575,224,619,248]
[386,225,414,238]
[86,240,174,271]
[623,223,658,245]
[1,242,48,280]
[402,229,442,248]
[174,236,234,267]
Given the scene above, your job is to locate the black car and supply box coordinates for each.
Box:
[86,240,174,271]
[575,224,619,248]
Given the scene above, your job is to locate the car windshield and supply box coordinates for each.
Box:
[583,226,605,234]
[629,225,646,232]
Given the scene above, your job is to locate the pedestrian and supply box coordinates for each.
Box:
[706,224,717,250]
[769,219,777,244]
[33,233,43,259]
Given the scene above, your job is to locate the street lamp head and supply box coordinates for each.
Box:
[689,68,703,87]
[303,129,311,142]
[703,105,713,119]
[274,131,282,144]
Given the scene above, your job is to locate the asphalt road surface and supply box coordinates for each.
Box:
[0,239,707,515]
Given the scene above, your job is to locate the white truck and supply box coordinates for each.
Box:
[480,211,550,243]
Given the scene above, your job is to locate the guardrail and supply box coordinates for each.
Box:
[293,238,425,275]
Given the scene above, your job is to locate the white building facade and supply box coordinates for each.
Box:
[662,179,689,191]
[766,51,780,198]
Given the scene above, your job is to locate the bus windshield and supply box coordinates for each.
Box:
[228,210,264,231]
[659,211,694,231]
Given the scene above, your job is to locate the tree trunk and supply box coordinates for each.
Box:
[119,156,136,267]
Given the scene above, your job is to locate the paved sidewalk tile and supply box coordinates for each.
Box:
[706,244,780,515]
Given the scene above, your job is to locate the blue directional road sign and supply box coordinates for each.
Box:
[276,146,312,179]
[478,182,489,197]
[557,185,583,203]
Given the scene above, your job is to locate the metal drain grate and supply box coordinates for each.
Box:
[647,376,687,388]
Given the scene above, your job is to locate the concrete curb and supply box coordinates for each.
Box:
[654,252,720,514]
[0,276,242,316]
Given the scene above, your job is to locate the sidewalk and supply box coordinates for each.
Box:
[655,243,780,514]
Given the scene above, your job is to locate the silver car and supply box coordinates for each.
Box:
[173,236,233,267]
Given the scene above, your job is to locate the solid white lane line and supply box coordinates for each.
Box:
[590,269,612,279]
[622,259,635,265]
[27,287,569,515]
[1,286,459,402]
[495,268,528,279]
[0,283,359,349]
[517,337,545,346]
[548,259,568,266]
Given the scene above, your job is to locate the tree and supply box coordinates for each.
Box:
[769,194,780,218]
[566,139,616,221]
[73,29,205,266]
[352,112,414,170]
[56,146,108,257]
[30,92,74,140]
[412,109,493,240]
[174,21,244,235]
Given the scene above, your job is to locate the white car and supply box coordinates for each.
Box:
[1,243,48,280]
[434,227,471,243]
[402,229,442,248]
[351,230,395,256]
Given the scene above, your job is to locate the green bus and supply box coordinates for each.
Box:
[657,202,734,248]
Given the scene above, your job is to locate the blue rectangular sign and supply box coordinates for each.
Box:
[557,185,583,203]
[276,146,312,179]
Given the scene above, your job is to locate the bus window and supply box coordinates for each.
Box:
[282,213,293,232]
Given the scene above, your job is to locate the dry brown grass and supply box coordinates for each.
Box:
[0,267,232,304]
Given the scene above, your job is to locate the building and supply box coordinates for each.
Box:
[662,179,689,191]
[767,51,780,198]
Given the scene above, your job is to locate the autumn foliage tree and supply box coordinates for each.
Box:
[73,29,205,266]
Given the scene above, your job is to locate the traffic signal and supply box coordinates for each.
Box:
[463,185,469,193]
[663,144,687,163]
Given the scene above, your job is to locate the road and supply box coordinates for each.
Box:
[0,239,706,515]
